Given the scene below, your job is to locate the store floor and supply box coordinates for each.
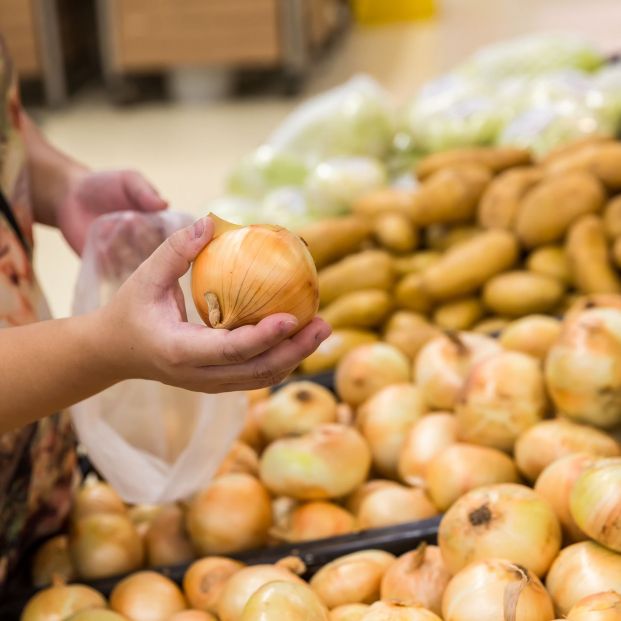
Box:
[33,0,621,317]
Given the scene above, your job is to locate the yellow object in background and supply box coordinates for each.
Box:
[352,0,436,24]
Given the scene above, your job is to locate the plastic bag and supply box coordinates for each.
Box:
[70,211,247,504]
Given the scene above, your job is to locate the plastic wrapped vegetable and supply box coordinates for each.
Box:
[259,186,314,229]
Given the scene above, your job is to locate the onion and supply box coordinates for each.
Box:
[330,604,370,621]
[168,612,217,621]
[441,558,555,621]
[500,315,562,361]
[534,452,597,542]
[69,512,144,580]
[438,483,561,577]
[514,419,620,482]
[310,550,395,608]
[246,387,270,405]
[259,424,371,500]
[66,612,129,621]
[336,343,411,407]
[21,581,107,621]
[239,401,267,452]
[128,505,162,541]
[32,535,75,587]
[415,332,501,410]
[183,556,244,614]
[217,560,306,621]
[345,480,402,514]
[383,311,442,361]
[425,443,520,511]
[240,580,329,621]
[110,571,187,621]
[567,591,621,621]
[380,544,450,615]
[570,458,621,552]
[360,601,442,621]
[357,384,426,477]
[215,442,259,478]
[456,351,547,452]
[71,475,126,522]
[357,484,439,529]
[261,381,338,441]
[546,541,621,615]
[336,403,355,426]
[397,414,458,483]
[185,473,272,555]
[565,294,621,323]
[145,504,194,567]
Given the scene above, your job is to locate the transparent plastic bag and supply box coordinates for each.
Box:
[70,211,247,504]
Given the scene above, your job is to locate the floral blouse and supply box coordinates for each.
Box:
[0,38,76,588]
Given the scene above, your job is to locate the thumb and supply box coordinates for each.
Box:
[123,170,168,212]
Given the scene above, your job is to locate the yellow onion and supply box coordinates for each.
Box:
[128,505,162,541]
[398,414,458,484]
[32,535,75,587]
[69,512,144,580]
[191,214,319,330]
[570,458,621,552]
[380,544,450,615]
[456,351,547,452]
[330,604,370,621]
[260,381,338,441]
[514,419,620,482]
[546,542,621,615]
[217,559,306,621]
[310,550,395,608]
[336,343,411,407]
[183,556,244,614]
[144,503,194,567]
[240,580,329,621]
[357,484,438,530]
[345,480,402,515]
[357,384,426,478]
[545,307,621,429]
[168,612,217,621]
[534,452,597,542]
[567,591,621,621]
[246,388,270,405]
[185,473,272,555]
[66,611,129,621]
[110,571,187,621]
[415,333,501,411]
[215,442,259,478]
[565,294,621,323]
[336,403,355,426]
[383,311,442,362]
[361,601,442,621]
[239,401,268,452]
[21,581,106,621]
[71,475,126,523]
[442,558,555,621]
[259,424,371,500]
[438,483,561,577]
[425,443,520,511]
[500,315,562,361]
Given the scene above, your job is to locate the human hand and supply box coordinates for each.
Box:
[95,216,331,393]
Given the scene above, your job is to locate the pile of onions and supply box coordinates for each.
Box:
[66,610,130,621]
[239,400,267,452]
[145,503,195,567]
[514,419,620,482]
[456,351,547,452]
[21,580,106,621]
[414,332,501,410]
[425,443,520,511]
[259,424,371,499]
[215,442,259,478]
[70,476,126,522]
[31,535,75,587]
[345,480,402,514]
[310,550,395,608]
[546,541,621,615]
[566,591,621,621]
[110,571,187,621]
[357,384,426,478]
[438,483,561,577]
[441,559,555,621]
[185,473,272,555]
[361,601,442,621]
[169,611,218,621]
[534,452,596,542]
[570,458,621,552]
[183,556,245,614]
[336,343,411,407]
[128,504,162,541]
[260,381,338,441]
[329,604,370,621]
[398,414,458,483]
[499,315,562,360]
[380,544,450,615]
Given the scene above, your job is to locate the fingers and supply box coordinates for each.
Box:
[122,170,168,212]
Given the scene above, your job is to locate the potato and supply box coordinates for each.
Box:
[432,297,485,331]
[352,188,415,218]
[613,237,621,270]
[472,317,510,336]
[373,212,418,254]
[482,271,565,317]
[320,289,392,329]
[425,225,482,252]
[383,311,441,360]
[393,251,442,276]
[478,167,544,230]
[300,329,378,374]
[566,215,621,294]
[525,245,572,286]
[603,196,621,239]
[394,272,433,313]
[540,134,613,166]
[515,171,605,248]
[422,230,519,301]
[500,315,562,361]
[319,250,396,306]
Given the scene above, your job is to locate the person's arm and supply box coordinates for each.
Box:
[0,217,330,433]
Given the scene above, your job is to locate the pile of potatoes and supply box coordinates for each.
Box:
[297,136,621,373]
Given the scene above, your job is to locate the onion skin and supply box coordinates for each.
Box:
[570,458,621,552]
[360,601,443,621]
[128,505,162,542]
[239,401,268,452]
[425,443,520,511]
[186,473,272,555]
[66,611,129,621]
[215,442,260,478]
[183,556,244,614]
[32,535,75,587]
[168,612,217,621]
[500,315,562,361]
[145,504,195,567]
[21,583,107,621]
[345,480,402,515]
[330,604,370,621]
[442,558,555,621]
[567,591,621,621]
[546,541,621,615]
[380,544,451,615]
[438,483,561,577]
[71,477,126,523]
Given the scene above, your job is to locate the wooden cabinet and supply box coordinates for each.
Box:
[0,0,42,77]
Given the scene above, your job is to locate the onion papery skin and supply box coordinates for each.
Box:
[567,591,621,621]
[21,583,107,621]
[345,480,402,515]
[500,315,562,361]
[70,477,126,523]
[215,442,260,478]
[330,604,370,621]
[360,601,443,621]
[32,535,75,587]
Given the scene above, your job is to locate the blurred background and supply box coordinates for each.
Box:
[4,0,620,317]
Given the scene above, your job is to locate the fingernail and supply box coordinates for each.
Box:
[193,218,205,239]
[280,318,298,333]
